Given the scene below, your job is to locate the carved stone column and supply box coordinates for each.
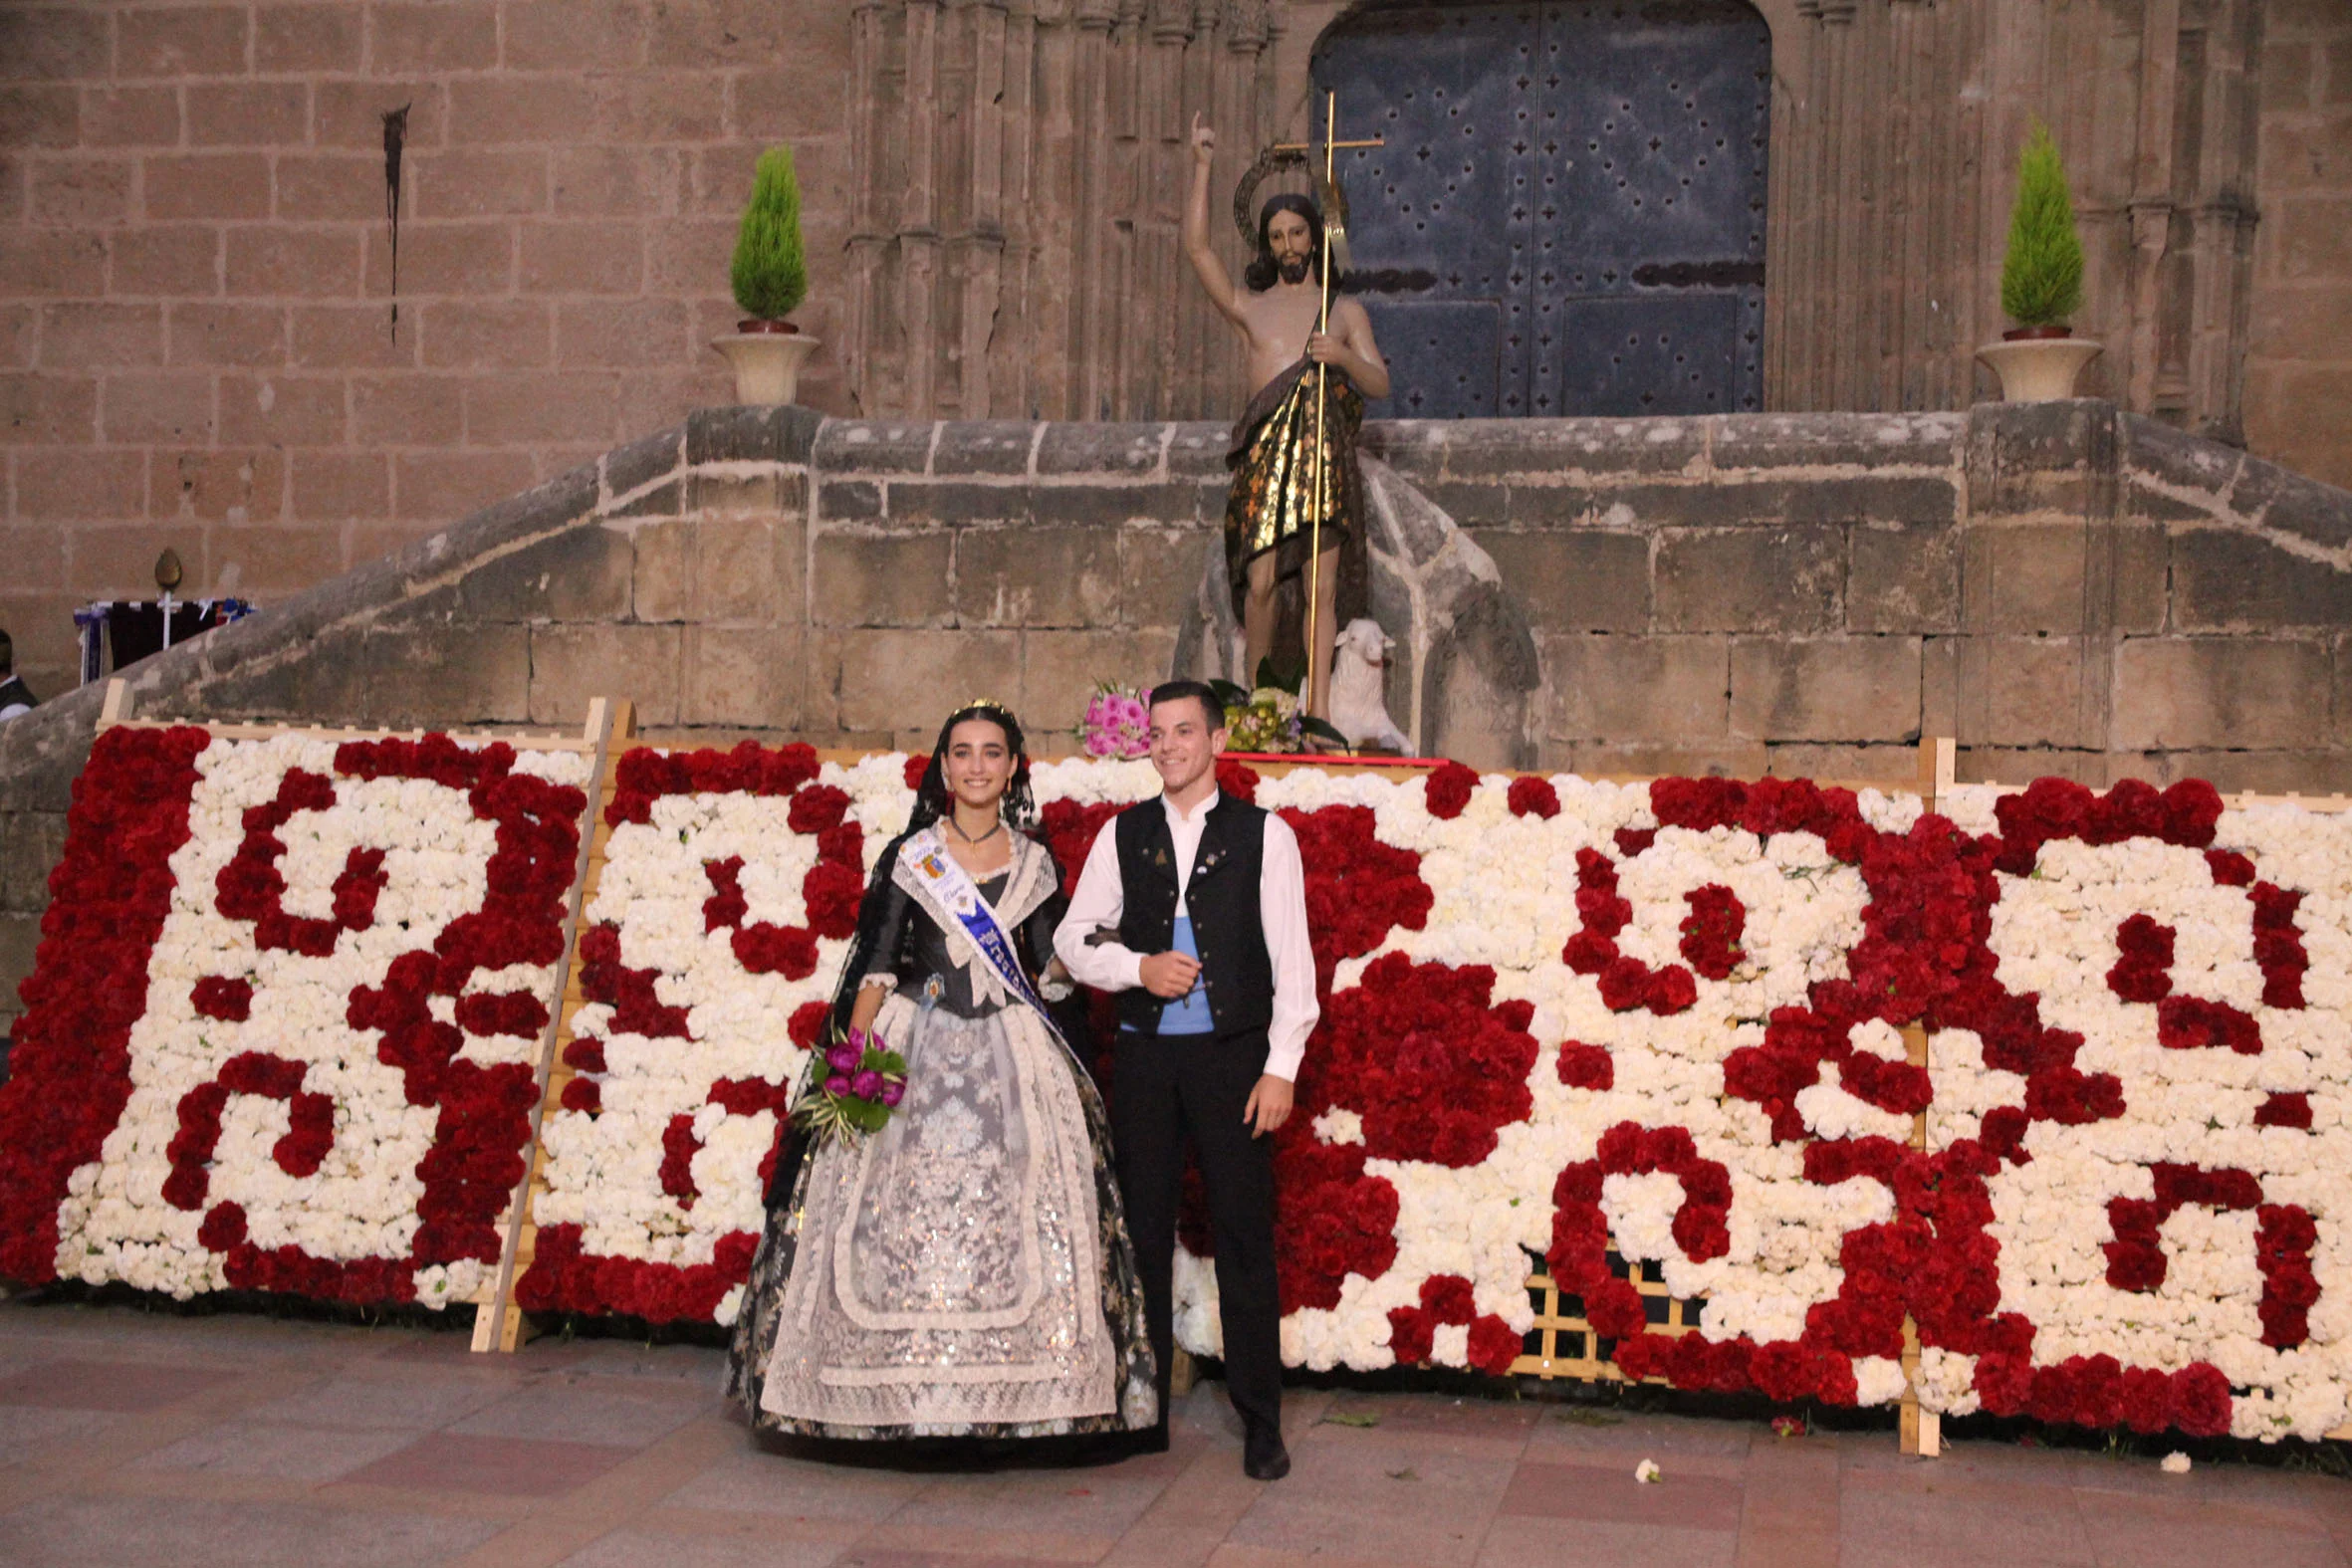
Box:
[845,0,1272,417]
[1762,0,2261,441]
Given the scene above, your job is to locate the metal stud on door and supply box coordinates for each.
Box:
[1311,0,1768,419]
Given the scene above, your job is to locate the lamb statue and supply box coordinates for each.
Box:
[1328,618,1413,755]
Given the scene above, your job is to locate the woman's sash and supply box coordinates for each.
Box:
[896,830,1073,1054]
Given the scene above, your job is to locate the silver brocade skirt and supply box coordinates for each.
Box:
[727,990,1157,1440]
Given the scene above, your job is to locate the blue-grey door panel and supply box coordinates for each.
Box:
[1356,299,1506,419]
[1312,0,1767,418]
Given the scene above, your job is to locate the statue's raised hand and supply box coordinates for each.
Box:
[1191,112,1216,165]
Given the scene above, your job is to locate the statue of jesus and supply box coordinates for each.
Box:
[1185,114,1390,724]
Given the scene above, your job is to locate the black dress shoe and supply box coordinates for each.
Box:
[1243,1425,1291,1480]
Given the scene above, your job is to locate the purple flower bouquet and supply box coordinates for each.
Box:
[791,1024,908,1146]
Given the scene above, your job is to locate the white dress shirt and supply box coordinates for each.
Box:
[1054,789,1319,1082]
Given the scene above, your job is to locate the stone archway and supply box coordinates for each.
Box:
[1306,0,1771,420]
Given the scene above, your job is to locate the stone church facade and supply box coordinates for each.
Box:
[0,0,2347,702]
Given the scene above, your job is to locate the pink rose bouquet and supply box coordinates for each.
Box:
[1078,684,1150,760]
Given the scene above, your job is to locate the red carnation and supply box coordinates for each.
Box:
[1387,1306,1435,1367]
[1557,1042,1614,1091]
[1423,761,1478,820]
[1467,1314,1524,1375]
[2254,1092,2313,1130]
[787,784,851,835]
[1507,776,1559,819]
[191,976,253,1021]
[2169,1363,2233,1437]
[1420,1273,1476,1325]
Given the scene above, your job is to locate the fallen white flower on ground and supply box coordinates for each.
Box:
[1635,1458,1662,1483]
[2161,1452,2192,1474]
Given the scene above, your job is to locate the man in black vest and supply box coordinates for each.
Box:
[0,631,36,723]
[1055,680,1317,1481]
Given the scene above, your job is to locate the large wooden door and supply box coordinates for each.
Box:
[1311,0,1769,419]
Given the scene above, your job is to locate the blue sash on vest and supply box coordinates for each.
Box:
[898,829,1073,1054]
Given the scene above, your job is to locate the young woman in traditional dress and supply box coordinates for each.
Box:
[728,702,1158,1456]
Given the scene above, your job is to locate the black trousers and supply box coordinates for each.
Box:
[1110,1026,1283,1437]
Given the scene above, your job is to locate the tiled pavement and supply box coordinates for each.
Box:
[0,1299,2347,1567]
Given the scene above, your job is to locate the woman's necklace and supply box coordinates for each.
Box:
[945,812,1005,846]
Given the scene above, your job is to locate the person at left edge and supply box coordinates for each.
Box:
[0,630,37,722]
[728,701,1159,1456]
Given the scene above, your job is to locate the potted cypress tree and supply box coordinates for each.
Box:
[711,146,820,405]
[1977,121,2103,401]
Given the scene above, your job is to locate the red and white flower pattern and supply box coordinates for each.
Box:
[0,728,589,1310]
[17,734,2352,1443]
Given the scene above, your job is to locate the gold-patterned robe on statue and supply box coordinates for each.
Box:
[1223,357,1366,620]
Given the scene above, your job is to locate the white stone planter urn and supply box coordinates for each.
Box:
[1976,330,2103,402]
[712,326,820,406]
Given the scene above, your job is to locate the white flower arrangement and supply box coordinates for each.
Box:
[25,738,2352,1447]
[44,733,588,1310]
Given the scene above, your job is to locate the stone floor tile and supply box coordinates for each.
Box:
[447,1375,721,1449]
[339,1432,637,1498]
[5,1301,2352,1568]
[657,1449,932,1521]
[1498,1458,1746,1530]
[1265,1434,1515,1510]
[560,1341,736,1389]
[1732,1521,1842,1568]
[2070,1489,2345,1568]
[1318,1394,1542,1439]
[0,1493,503,1567]
[1296,1418,1534,1464]
[2069,1452,2338,1506]
[855,1518,1117,1561]
[381,1331,595,1369]
[560,1524,853,1567]
[129,1420,417,1480]
[1837,1481,2096,1565]
[1098,1523,1227,1568]
[0,1403,118,1461]
[1523,1410,1756,1459]
[1225,1490,1492,1567]
[1205,1547,1399,1568]
[1475,1514,1736,1568]
[0,1357,237,1412]
[908,1466,1173,1536]
[1734,1437,1840,1531]
[241,1371,525,1432]
[824,1556,1066,1568]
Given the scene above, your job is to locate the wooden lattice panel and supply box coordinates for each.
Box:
[1512,1249,1706,1383]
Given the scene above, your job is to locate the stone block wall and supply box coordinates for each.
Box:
[0,0,856,701]
[6,397,2352,1039]
[2245,0,2352,489]
[1372,402,2352,791]
[8,0,2352,733]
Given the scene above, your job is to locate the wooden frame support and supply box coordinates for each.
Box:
[85,680,622,1354]
[1898,735,1953,1456]
[472,698,626,1353]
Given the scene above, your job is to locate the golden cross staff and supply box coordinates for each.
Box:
[1274,94,1380,719]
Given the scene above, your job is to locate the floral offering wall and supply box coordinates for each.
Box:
[6,729,2352,1446]
[0,727,592,1312]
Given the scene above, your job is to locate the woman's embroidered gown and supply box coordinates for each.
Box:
[728,829,1158,1441]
